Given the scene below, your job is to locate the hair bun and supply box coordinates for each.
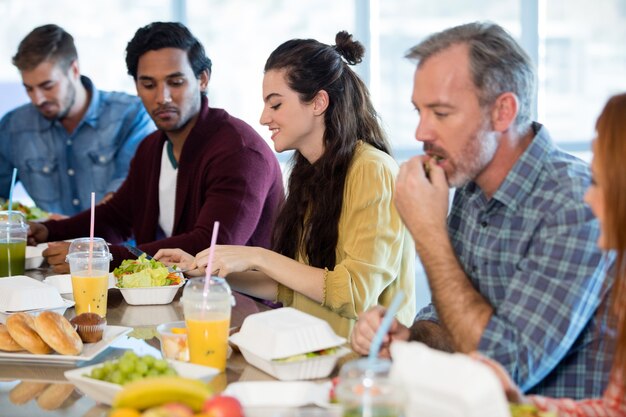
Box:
[334,31,364,65]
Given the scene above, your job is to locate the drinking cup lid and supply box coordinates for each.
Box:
[0,210,26,227]
[65,237,112,261]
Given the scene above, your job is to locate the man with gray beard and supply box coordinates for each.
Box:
[351,22,613,399]
[0,24,154,216]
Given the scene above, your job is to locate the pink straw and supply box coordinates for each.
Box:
[202,221,220,304]
[88,192,95,275]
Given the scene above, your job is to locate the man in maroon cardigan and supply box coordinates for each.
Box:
[29,22,284,272]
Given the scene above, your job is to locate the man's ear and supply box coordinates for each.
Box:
[313,89,329,116]
[68,60,80,80]
[199,70,210,93]
[491,92,518,132]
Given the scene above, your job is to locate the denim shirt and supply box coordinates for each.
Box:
[0,76,155,215]
[415,123,612,399]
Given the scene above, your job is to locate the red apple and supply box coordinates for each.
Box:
[202,395,244,417]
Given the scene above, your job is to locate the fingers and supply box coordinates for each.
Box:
[43,242,70,271]
[154,248,181,262]
[350,306,387,355]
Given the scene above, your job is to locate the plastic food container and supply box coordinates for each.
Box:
[0,275,65,312]
[229,308,349,380]
[25,244,46,270]
[117,281,184,306]
[156,321,189,362]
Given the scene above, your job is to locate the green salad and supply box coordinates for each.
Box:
[273,347,340,362]
[113,254,183,288]
[1,200,48,220]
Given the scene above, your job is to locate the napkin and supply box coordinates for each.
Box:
[389,341,510,417]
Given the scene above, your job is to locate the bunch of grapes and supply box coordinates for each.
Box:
[87,351,177,385]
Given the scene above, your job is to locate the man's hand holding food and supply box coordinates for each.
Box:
[395,154,450,251]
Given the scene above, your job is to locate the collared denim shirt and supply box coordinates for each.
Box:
[0,76,155,215]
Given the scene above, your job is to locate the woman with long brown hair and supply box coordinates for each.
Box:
[476,93,626,415]
[156,31,416,338]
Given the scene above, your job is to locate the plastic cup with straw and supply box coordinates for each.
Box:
[65,193,111,316]
[336,292,406,417]
[1,168,28,277]
[182,221,233,371]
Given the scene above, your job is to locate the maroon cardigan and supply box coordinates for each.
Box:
[44,96,284,268]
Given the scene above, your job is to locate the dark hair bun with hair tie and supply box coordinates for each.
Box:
[334,31,364,65]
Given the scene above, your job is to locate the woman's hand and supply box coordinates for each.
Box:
[154,248,195,269]
[195,245,262,277]
[469,352,526,404]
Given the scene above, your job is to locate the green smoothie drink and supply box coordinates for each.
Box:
[0,211,28,277]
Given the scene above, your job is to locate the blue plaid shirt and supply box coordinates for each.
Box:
[416,123,614,399]
[0,76,155,215]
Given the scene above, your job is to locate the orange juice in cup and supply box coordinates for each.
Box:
[182,278,233,372]
[186,314,230,370]
[71,273,109,316]
[66,237,112,318]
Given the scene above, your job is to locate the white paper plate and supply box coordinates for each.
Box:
[224,381,333,408]
[64,359,219,405]
[0,325,131,364]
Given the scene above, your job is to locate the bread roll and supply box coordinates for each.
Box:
[37,383,75,410]
[34,311,83,356]
[0,323,24,351]
[6,313,52,354]
[9,381,49,405]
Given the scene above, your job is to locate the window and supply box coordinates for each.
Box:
[541,0,626,153]
[377,0,520,160]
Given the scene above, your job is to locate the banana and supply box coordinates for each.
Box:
[112,376,212,411]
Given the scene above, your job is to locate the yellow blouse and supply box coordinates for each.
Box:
[276,142,417,338]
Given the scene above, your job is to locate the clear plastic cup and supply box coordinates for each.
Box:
[336,358,405,417]
[0,210,28,277]
[181,277,233,372]
[65,237,112,317]
[156,321,189,362]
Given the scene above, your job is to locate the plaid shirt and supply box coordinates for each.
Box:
[416,123,614,399]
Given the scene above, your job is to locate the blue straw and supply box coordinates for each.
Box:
[8,168,17,212]
[368,292,404,363]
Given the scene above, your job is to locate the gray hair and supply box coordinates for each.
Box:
[406,22,535,135]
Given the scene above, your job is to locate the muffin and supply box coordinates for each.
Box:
[70,313,106,343]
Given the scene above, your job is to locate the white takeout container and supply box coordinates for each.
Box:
[0,275,65,312]
[44,273,117,300]
[229,308,348,380]
[389,341,510,417]
[43,274,73,294]
[25,243,47,270]
[224,380,334,408]
[116,281,185,305]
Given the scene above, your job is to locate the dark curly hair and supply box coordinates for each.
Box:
[267,31,391,270]
[125,21,212,81]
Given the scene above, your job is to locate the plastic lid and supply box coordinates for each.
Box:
[230,307,346,360]
[66,237,111,260]
[0,276,65,312]
[0,210,26,229]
